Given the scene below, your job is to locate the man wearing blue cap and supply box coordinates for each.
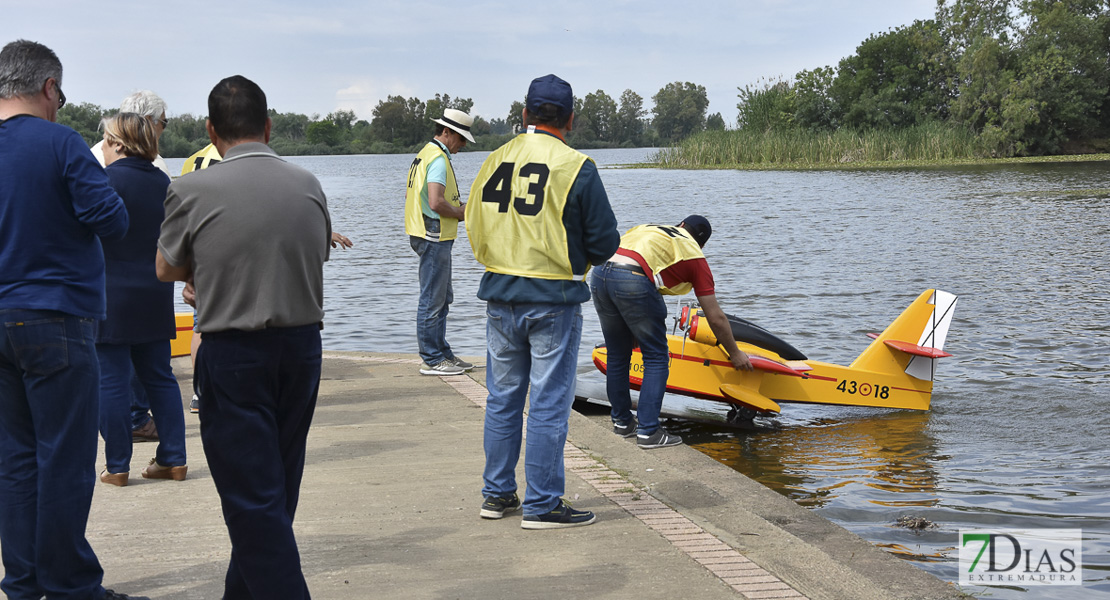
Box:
[466,74,620,529]
[591,216,752,450]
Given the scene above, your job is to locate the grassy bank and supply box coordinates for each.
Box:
[653,124,1005,169]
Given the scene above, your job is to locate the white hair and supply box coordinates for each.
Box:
[119,90,167,118]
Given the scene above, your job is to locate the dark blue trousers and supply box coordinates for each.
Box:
[0,309,105,600]
[130,371,152,430]
[97,340,186,472]
[196,324,321,600]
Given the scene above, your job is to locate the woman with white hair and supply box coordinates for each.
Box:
[96,112,187,486]
[92,90,170,175]
[92,91,171,442]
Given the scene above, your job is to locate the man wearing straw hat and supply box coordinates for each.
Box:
[404,107,476,376]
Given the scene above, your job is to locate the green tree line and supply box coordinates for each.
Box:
[57,83,725,157]
[64,0,1110,165]
[733,0,1110,157]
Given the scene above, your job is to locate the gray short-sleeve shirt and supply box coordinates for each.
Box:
[159,142,331,333]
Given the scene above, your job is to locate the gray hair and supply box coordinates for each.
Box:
[0,40,62,100]
[119,90,168,118]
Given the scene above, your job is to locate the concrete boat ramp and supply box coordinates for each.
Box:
[84,351,969,599]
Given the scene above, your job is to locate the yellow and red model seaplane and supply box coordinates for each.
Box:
[592,289,958,425]
[170,312,194,358]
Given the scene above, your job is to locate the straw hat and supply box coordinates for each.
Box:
[432,108,476,143]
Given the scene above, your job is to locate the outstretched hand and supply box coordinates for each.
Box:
[330,232,353,249]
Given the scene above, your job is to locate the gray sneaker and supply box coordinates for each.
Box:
[637,428,683,449]
[613,419,637,438]
[448,356,474,371]
[420,361,466,376]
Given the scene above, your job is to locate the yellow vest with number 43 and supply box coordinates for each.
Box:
[405,142,461,242]
[180,143,222,176]
[620,224,705,295]
[466,131,590,280]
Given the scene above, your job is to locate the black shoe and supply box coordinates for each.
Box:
[521,499,596,530]
[189,394,199,414]
[480,493,521,519]
[612,419,637,438]
[103,589,151,600]
[637,428,683,449]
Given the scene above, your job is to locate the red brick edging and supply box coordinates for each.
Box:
[325,354,809,600]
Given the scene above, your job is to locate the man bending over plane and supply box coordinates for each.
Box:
[590,215,752,449]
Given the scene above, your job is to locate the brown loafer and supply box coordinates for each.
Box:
[131,419,159,443]
[100,469,128,486]
[141,458,187,481]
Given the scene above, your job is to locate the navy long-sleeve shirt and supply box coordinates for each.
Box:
[99,157,174,343]
[0,115,128,319]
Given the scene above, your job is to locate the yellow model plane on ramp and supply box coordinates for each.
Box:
[591,289,958,425]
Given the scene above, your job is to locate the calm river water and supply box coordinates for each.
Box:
[167,149,1110,598]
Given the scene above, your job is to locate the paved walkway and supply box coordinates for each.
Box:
[84,352,968,599]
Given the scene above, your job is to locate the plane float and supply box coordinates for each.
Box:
[591,289,958,426]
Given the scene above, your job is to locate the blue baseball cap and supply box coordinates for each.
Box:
[526,74,574,119]
[679,215,712,247]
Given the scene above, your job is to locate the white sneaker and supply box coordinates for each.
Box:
[420,361,466,376]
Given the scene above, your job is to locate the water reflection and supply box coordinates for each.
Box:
[683,410,940,510]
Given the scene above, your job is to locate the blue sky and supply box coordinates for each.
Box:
[5,0,936,125]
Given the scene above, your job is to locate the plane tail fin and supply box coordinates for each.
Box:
[849,289,958,382]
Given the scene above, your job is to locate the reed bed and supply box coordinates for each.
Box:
[654,124,992,168]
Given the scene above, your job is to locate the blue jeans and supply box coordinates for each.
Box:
[482,302,582,515]
[590,264,671,435]
[410,236,455,366]
[197,324,321,600]
[97,341,187,472]
[130,371,152,430]
[0,309,106,600]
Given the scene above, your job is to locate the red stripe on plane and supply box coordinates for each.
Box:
[668,352,808,377]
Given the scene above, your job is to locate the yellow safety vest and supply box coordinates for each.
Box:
[466,131,590,280]
[180,143,222,176]
[405,142,460,242]
[620,224,705,295]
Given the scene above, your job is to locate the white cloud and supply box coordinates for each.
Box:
[5,0,937,123]
[333,79,418,121]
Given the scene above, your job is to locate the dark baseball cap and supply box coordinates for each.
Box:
[679,215,712,247]
[526,74,574,119]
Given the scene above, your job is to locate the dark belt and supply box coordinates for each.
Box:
[607,262,645,275]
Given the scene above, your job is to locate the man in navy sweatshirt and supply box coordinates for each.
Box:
[0,40,142,600]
